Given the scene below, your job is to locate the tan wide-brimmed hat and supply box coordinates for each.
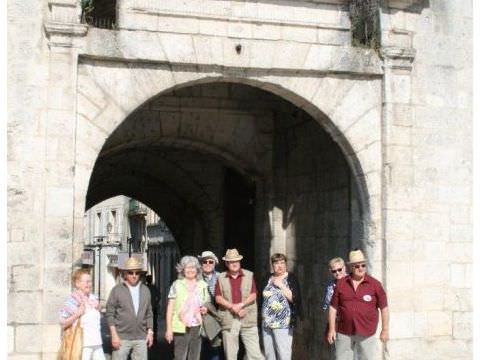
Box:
[122,257,144,271]
[222,248,243,262]
[348,249,367,264]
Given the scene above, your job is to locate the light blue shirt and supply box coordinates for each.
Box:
[127,282,140,315]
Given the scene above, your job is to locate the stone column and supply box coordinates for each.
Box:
[41,1,88,357]
[381,34,417,359]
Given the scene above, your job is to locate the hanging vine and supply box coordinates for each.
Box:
[81,0,95,24]
[349,0,381,50]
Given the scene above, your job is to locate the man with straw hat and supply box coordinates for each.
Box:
[214,249,264,360]
[327,249,389,360]
[106,256,154,360]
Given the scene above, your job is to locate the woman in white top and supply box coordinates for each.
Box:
[59,268,105,360]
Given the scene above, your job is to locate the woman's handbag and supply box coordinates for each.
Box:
[202,312,222,340]
[58,319,83,360]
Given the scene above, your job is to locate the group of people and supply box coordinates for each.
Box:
[59,248,389,360]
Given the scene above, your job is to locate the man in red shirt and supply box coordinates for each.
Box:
[327,249,389,360]
[214,249,264,360]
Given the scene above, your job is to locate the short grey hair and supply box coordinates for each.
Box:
[175,256,202,279]
[328,257,345,268]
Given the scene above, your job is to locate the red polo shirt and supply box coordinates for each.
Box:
[330,273,388,337]
[214,269,257,304]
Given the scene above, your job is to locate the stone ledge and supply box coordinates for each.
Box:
[386,0,428,10]
[48,0,77,5]
[128,7,350,32]
[44,22,88,37]
[83,29,384,76]
[381,46,416,71]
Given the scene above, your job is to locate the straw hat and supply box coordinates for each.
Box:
[222,248,243,262]
[122,257,144,271]
[199,250,219,264]
[347,249,367,264]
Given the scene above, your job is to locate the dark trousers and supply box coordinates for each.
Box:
[174,326,202,360]
[201,336,223,360]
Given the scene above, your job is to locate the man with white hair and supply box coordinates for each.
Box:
[327,249,389,360]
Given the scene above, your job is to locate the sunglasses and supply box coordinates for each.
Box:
[202,260,215,265]
[331,268,343,274]
[127,271,141,276]
[353,264,367,269]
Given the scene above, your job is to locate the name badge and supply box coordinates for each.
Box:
[363,294,372,302]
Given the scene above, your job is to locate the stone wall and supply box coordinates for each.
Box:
[7,0,472,359]
[272,104,361,357]
[7,0,64,358]
[380,1,472,359]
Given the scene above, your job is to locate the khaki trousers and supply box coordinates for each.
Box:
[222,319,264,360]
[335,333,376,360]
[112,339,147,360]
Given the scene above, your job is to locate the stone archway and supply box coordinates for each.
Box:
[75,60,381,240]
[77,66,382,359]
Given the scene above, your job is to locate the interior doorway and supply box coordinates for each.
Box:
[223,167,256,271]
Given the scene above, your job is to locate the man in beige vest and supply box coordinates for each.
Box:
[214,249,264,360]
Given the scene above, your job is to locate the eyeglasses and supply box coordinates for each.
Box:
[331,268,343,274]
[202,260,215,265]
[127,271,141,276]
[353,264,367,269]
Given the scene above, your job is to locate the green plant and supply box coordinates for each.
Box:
[81,0,94,22]
[349,0,381,50]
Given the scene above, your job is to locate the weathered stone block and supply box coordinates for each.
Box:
[42,325,62,353]
[452,311,471,339]
[9,228,25,243]
[449,224,472,243]
[47,86,73,111]
[272,41,310,69]
[385,210,415,242]
[415,213,450,242]
[422,338,471,360]
[8,242,42,266]
[8,291,42,324]
[444,288,471,312]
[7,354,41,360]
[45,188,74,217]
[280,26,316,43]
[159,33,196,63]
[249,40,276,69]
[317,28,350,45]
[193,36,224,66]
[447,242,472,263]
[427,311,452,336]
[414,262,449,287]
[387,289,414,312]
[43,266,72,290]
[10,265,42,291]
[15,325,43,352]
[390,311,415,338]
[412,286,444,311]
[43,291,71,324]
[387,261,414,289]
[449,263,472,288]
[386,338,424,360]
[8,325,14,353]
[252,23,281,40]
[228,22,253,39]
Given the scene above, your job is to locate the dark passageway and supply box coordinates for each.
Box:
[85,82,367,359]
